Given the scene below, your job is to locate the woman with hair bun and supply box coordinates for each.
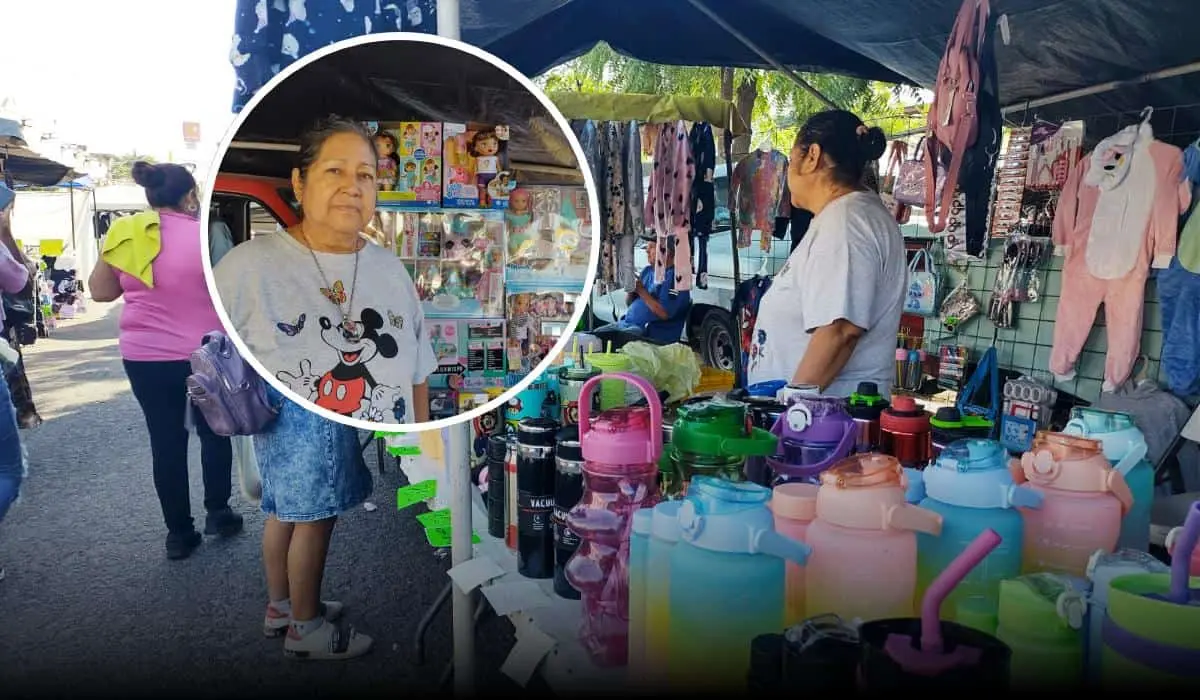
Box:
[87,160,241,560]
[746,110,908,397]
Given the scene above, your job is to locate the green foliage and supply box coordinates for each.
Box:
[106,152,156,183]
[537,43,928,150]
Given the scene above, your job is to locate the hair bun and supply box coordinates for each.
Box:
[131,161,165,188]
[859,126,887,162]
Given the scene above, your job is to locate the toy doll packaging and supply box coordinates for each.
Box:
[443,123,513,209]
[371,121,443,207]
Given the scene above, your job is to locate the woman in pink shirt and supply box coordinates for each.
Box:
[87,162,241,560]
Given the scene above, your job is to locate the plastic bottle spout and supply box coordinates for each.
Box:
[903,467,927,504]
[753,529,812,565]
[1007,483,1044,509]
[887,503,943,536]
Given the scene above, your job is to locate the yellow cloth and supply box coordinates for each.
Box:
[101,211,161,288]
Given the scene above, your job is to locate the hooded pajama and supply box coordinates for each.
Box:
[1049,123,1189,390]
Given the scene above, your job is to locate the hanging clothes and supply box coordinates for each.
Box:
[733,275,773,387]
[731,149,787,249]
[1156,257,1200,396]
[571,119,603,208]
[1174,140,1200,273]
[688,122,717,288]
[1049,121,1190,390]
[1095,379,1199,492]
[623,121,645,239]
[644,120,695,292]
[773,174,813,252]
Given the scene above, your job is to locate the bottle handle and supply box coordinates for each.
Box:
[752,529,812,565]
[576,371,663,461]
[1103,467,1135,516]
[1112,440,1147,477]
[886,503,943,536]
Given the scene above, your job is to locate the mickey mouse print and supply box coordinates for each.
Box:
[214,229,438,425]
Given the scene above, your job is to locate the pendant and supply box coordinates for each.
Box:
[342,316,354,331]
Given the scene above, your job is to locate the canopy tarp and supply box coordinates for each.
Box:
[230,0,1200,131]
[548,92,750,135]
[221,37,583,185]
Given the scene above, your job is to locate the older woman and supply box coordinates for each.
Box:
[214,115,436,660]
[746,110,906,397]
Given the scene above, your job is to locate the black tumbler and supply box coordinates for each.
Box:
[516,417,559,579]
[553,426,585,599]
[486,435,508,539]
[857,618,1011,690]
[747,634,785,693]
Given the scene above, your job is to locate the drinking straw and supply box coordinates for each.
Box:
[1168,501,1200,604]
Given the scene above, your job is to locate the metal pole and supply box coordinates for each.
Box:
[686,0,837,110]
[446,421,475,696]
[437,0,461,40]
[1000,60,1200,115]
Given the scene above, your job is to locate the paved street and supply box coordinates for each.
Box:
[0,301,517,698]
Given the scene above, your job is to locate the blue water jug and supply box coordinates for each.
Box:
[628,509,654,684]
[1062,408,1152,552]
[668,477,810,691]
[912,438,1043,633]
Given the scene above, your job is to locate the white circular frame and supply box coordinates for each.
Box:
[200,32,602,434]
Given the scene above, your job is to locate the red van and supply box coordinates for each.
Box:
[209,173,300,244]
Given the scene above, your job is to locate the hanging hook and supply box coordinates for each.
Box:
[1140,106,1154,124]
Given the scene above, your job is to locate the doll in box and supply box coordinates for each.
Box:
[375,132,399,191]
[553,221,582,276]
[443,125,475,203]
[420,123,442,155]
[400,123,419,155]
[401,160,419,193]
[505,188,535,261]
[422,159,440,186]
[469,128,502,207]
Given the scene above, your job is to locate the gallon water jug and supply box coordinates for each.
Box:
[645,500,681,689]
[765,395,856,485]
[914,439,1043,633]
[846,381,888,453]
[805,454,943,623]
[994,572,1088,689]
[1084,548,1169,684]
[1062,408,1152,552]
[667,477,810,691]
[1100,501,1200,689]
[664,397,776,499]
[930,407,993,459]
[564,372,662,666]
[879,396,933,469]
[771,482,819,626]
[627,509,654,685]
[1018,432,1132,577]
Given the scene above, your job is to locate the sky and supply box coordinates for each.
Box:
[5,0,238,165]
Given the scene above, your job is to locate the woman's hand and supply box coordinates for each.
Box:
[791,318,865,390]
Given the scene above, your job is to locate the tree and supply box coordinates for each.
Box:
[107,152,157,183]
[537,42,927,157]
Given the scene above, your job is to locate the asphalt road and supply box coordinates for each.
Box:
[0,301,521,698]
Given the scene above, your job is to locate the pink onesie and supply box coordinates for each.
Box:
[1049,123,1190,390]
[644,120,694,291]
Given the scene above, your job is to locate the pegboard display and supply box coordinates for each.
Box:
[913,234,1166,405]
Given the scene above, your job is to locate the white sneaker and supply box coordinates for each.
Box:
[283,618,374,660]
[263,600,344,637]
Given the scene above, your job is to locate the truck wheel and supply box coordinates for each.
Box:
[697,311,736,371]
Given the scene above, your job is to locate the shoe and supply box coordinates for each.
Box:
[165,530,202,560]
[284,618,373,660]
[264,600,345,637]
[204,507,244,537]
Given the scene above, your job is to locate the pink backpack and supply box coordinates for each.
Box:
[924,0,992,234]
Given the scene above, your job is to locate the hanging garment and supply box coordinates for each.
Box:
[230,0,437,111]
[1095,379,1200,493]
[623,121,645,238]
[601,122,627,239]
[731,149,787,249]
[733,275,772,387]
[774,172,813,251]
[1156,257,1200,396]
[688,123,717,288]
[1175,140,1200,273]
[572,119,604,208]
[101,211,162,288]
[644,120,695,291]
[1049,122,1190,390]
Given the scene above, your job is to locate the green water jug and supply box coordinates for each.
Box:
[663,397,776,499]
[994,573,1087,689]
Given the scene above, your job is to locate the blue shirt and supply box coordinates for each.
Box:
[622,266,690,343]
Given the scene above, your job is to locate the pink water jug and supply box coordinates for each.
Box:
[771,482,818,626]
[564,372,662,666]
[804,453,943,623]
[1017,431,1132,577]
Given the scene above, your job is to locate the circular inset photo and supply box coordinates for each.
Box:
[203,34,600,432]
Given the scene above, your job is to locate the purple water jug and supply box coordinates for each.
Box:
[766,395,857,484]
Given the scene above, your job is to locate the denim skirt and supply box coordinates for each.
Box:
[0,374,25,522]
[254,387,372,522]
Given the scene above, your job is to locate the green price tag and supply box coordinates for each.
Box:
[425,527,481,548]
[396,480,438,509]
[416,508,452,529]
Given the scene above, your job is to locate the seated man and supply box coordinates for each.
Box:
[594,235,690,345]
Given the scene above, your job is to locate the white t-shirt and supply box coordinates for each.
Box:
[214,230,438,424]
[747,191,906,397]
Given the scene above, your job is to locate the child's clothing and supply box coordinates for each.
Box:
[731,149,788,250]
[644,121,694,292]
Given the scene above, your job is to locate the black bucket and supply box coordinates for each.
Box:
[858,618,1012,690]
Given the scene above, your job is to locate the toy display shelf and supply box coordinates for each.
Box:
[466,494,629,693]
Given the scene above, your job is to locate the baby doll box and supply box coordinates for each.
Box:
[443,122,511,209]
[376,121,443,207]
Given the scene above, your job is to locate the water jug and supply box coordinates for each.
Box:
[994,572,1088,689]
[805,454,943,623]
[1017,432,1133,577]
[729,384,787,486]
[929,407,993,458]
[627,508,653,684]
[765,395,857,485]
[564,372,662,666]
[1101,502,1200,689]
[1084,548,1169,683]
[879,396,933,469]
[846,381,888,453]
[645,500,681,689]
[667,477,811,691]
[664,397,776,499]
[778,383,821,405]
[1062,408,1153,552]
[771,482,819,626]
[558,364,599,426]
[913,439,1042,633]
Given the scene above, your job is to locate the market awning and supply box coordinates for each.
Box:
[2,147,77,187]
[221,37,584,185]
[548,92,750,136]
[231,0,1200,130]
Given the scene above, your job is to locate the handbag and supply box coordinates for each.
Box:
[894,137,946,209]
[904,248,940,317]
[2,279,36,328]
[185,331,280,436]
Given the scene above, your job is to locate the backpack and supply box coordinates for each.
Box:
[925,0,992,234]
[186,331,279,436]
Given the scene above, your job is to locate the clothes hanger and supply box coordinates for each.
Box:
[1139,106,1154,125]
